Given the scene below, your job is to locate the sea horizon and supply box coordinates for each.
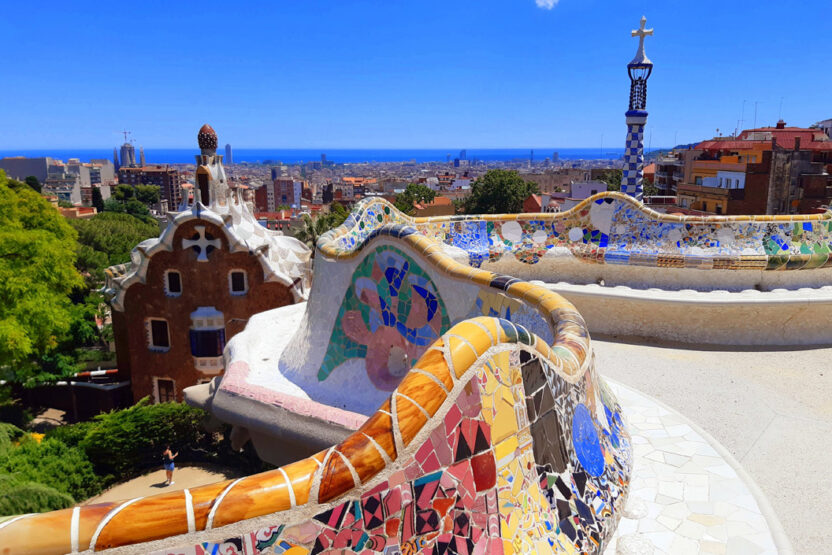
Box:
[0,147,633,165]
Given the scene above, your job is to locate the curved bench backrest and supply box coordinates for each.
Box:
[333,194,832,271]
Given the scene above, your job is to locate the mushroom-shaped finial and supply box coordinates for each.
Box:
[198,123,218,151]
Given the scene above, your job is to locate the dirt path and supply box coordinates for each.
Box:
[84,464,241,504]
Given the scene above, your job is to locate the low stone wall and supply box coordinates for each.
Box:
[546,282,832,345]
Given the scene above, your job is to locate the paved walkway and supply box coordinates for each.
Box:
[606,382,782,555]
[85,464,239,504]
[594,337,832,554]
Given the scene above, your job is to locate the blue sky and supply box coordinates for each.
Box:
[0,0,827,149]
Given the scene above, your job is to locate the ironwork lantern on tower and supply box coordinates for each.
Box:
[627,16,654,114]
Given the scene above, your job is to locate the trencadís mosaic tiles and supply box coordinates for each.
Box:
[146,322,631,555]
[325,193,832,271]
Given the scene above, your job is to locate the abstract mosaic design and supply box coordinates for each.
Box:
[320,246,452,391]
[150,321,630,555]
[326,195,832,271]
[0,196,634,554]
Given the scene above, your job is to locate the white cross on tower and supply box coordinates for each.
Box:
[630,16,654,65]
[182,225,221,262]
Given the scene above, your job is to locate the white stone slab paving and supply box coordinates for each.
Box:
[605,382,790,555]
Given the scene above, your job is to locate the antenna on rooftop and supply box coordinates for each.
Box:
[740,99,747,131]
[120,130,133,143]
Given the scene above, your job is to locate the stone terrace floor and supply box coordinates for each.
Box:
[606,382,780,554]
[596,337,832,553]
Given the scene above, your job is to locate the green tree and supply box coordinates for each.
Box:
[457,169,539,214]
[0,173,84,384]
[79,398,214,480]
[101,197,155,224]
[328,202,350,228]
[24,176,41,193]
[102,198,125,213]
[91,187,104,212]
[70,212,159,279]
[596,169,623,192]
[394,183,436,215]
[57,200,74,208]
[124,199,152,220]
[0,475,76,515]
[134,185,160,205]
[113,184,135,202]
[643,180,660,197]
[294,213,334,252]
[0,437,100,502]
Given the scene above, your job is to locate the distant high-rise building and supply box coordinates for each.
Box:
[118,164,181,205]
[321,153,327,165]
[552,151,559,163]
[120,142,136,167]
[139,146,146,166]
[113,147,120,171]
[0,156,52,182]
[459,149,467,160]
[225,143,233,164]
[530,149,534,164]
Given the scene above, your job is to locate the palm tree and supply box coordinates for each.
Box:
[294,213,334,255]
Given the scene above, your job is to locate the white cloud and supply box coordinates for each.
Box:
[535,0,559,9]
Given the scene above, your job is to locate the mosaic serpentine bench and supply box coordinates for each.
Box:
[0,200,633,553]
[339,192,832,288]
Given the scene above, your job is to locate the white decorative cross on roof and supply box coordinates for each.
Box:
[182,225,221,262]
[630,16,654,65]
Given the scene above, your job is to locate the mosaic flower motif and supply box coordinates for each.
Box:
[320,246,451,390]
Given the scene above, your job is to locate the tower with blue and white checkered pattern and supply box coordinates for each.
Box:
[620,16,654,202]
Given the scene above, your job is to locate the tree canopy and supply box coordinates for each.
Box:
[24,176,41,193]
[293,204,351,254]
[134,185,160,205]
[596,169,622,192]
[394,183,436,215]
[328,202,350,228]
[457,169,539,214]
[70,212,160,281]
[91,187,104,212]
[113,184,134,202]
[595,169,659,197]
[0,173,84,382]
[102,197,154,223]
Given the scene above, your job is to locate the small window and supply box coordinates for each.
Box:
[156,378,175,403]
[695,177,703,185]
[190,329,226,357]
[148,318,170,351]
[165,270,182,296]
[229,270,248,295]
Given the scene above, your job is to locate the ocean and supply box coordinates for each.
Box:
[0,148,625,165]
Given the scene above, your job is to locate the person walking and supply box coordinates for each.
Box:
[162,445,178,486]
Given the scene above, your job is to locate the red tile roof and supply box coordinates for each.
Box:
[697,125,832,152]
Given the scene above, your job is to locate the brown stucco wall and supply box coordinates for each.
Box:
[113,219,295,402]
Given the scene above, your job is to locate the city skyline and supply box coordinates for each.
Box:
[0,1,828,149]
